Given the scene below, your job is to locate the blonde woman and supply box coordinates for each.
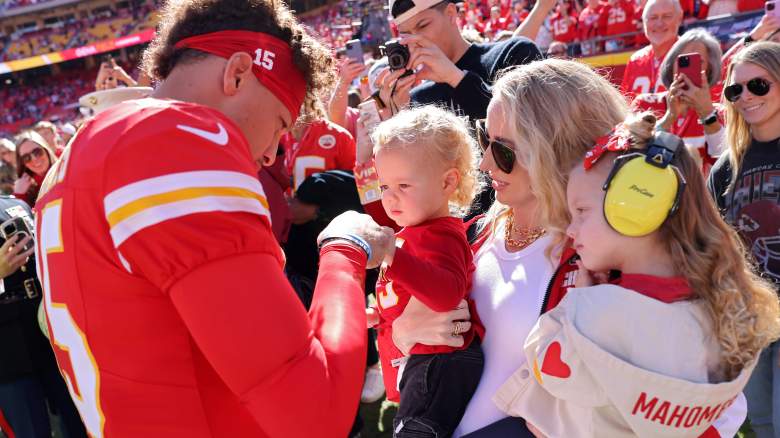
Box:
[386,59,748,437]
[495,112,780,437]
[708,41,780,438]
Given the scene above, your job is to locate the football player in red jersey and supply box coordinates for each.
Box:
[619,0,682,101]
[33,0,395,437]
[282,117,356,191]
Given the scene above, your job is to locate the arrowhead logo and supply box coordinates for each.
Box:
[177,123,229,146]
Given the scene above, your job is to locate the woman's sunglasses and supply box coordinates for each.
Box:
[476,119,516,174]
[724,77,772,102]
[20,147,45,164]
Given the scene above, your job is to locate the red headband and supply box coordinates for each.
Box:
[174,30,306,122]
[583,123,633,170]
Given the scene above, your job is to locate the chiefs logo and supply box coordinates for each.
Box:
[318,134,336,150]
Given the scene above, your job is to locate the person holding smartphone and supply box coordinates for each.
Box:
[631,28,725,175]
[0,195,86,438]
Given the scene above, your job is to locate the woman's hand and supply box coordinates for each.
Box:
[0,234,34,279]
[13,174,34,194]
[391,296,471,355]
[678,70,714,119]
[659,76,689,131]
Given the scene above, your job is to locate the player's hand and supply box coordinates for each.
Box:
[400,34,465,88]
[13,174,34,194]
[318,210,396,268]
[391,297,471,355]
[0,234,34,279]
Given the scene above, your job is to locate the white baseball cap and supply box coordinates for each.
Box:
[390,0,445,25]
[79,87,153,116]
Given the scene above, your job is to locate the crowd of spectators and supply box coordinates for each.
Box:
[0,0,158,62]
[0,0,57,13]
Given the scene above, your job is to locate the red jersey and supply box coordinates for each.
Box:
[375,217,483,401]
[599,0,636,37]
[620,44,672,101]
[551,13,579,43]
[282,119,356,190]
[578,4,602,40]
[35,98,368,438]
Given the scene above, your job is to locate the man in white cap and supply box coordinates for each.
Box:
[380,0,542,121]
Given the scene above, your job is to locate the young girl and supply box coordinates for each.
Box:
[366,105,484,438]
[493,112,780,437]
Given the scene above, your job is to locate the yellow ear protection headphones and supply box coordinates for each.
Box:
[602,131,687,237]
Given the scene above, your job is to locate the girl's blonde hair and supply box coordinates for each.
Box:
[371,105,483,217]
[616,112,780,379]
[723,42,780,190]
[484,59,628,254]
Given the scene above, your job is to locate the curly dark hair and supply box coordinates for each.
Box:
[142,0,335,119]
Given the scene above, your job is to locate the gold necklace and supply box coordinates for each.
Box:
[505,211,546,251]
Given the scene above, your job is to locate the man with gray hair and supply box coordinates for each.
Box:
[619,0,682,101]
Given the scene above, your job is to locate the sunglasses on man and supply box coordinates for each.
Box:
[724,77,772,103]
[476,119,516,174]
[20,147,45,164]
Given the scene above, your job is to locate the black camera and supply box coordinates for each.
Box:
[678,55,690,68]
[382,39,410,71]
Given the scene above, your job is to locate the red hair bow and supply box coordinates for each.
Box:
[583,124,633,170]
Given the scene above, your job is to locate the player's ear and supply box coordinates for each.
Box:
[222,52,254,96]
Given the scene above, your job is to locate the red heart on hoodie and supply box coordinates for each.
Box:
[541,341,571,379]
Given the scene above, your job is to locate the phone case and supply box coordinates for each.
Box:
[677,53,703,88]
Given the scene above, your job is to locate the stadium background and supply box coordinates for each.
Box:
[0,0,768,435]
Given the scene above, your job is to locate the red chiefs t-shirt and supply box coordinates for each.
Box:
[579,4,603,40]
[599,0,637,37]
[282,119,356,190]
[375,217,483,401]
[551,13,579,43]
[620,44,673,101]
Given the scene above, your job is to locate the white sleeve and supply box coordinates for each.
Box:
[705,125,726,157]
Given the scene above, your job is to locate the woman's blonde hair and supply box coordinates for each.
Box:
[723,42,780,190]
[484,59,628,254]
[371,105,483,217]
[614,112,780,379]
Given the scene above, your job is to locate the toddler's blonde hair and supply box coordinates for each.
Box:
[371,105,483,217]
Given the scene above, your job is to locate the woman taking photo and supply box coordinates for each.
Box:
[12,130,56,207]
[709,41,780,438]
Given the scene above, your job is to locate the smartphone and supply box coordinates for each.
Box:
[767,1,780,18]
[677,52,703,89]
[358,99,382,132]
[1,217,34,252]
[344,39,364,65]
